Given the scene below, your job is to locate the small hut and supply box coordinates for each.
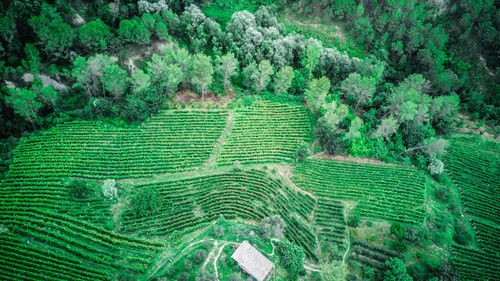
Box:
[231,240,274,281]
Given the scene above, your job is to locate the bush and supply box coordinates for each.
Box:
[213,224,224,238]
[130,186,162,217]
[347,215,360,227]
[67,179,95,199]
[227,273,244,281]
[390,222,404,239]
[193,249,208,264]
[196,269,217,281]
[102,179,117,199]
[276,240,305,278]
[259,215,286,239]
[295,141,310,162]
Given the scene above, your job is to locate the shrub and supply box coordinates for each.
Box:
[277,240,305,278]
[193,249,208,264]
[259,215,286,239]
[102,179,117,199]
[295,141,310,162]
[67,179,95,199]
[390,222,404,239]
[130,185,162,217]
[348,215,360,227]
[213,224,224,238]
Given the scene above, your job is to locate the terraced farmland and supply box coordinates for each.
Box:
[445,136,500,280]
[121,169,319,259]
[314,198,347,258]
[8,110,228,180]
[0,208,165,280]
[293,159,426,224]
[217,100,312,165]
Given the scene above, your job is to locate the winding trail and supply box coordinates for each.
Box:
[213,241,238,280]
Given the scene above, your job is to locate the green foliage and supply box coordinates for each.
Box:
[67,179,95,200]
[259,215,286,239]
[391,222,405,239]
[130,186,162,218]
[78,19,112,51]
[274,66,295,96]
[295,141,310,163]
[117,18,151,45]
[102,63,128,99]
[305,76,330,112]
[341,73,376,110]
[6,88,41,125]
[190,53,214,98]
[384,258,412,281]
[277,240,305,277]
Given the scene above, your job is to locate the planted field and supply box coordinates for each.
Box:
[314,198,347,258]
[445,136,500,281]
[293,159,426,223]
[445,136,500,224]
[8,110,228,180]
[0,208,164,280]
[217,101,312,165]
[450,244,499,281]
[121,169,319,260]
[349,240,399,271]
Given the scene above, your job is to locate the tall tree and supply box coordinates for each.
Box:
[215,52,239,91]
[303,44,321,80]
[319,100,349,131]
[305,76,330,112]
[101,64,128,99]
[6,88,41,125]
[373,116,399,140]
[340,73,376,110]
[190,54,213,100]
[253,60,274,94]
[274,66,295,96]
[78,19,112,51]
[130,69,151,96]
[71,56,93,98]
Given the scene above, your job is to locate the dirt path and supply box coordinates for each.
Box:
[311,152,396,166]
[204,110,235,170]
[277,165,316,198]
[145,238,212,280]
[202,240,219,269]
[304,263,321,272]
[213,241,238,280]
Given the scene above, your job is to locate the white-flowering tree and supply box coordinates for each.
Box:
[102,179,117,199]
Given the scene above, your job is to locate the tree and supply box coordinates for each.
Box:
[101,63,128,99]
[28,12,75,59]
[72,56,93,97]
[78,19,111,51]
[87,54,114,95]
[384,258,413,281]
[305,76,330,112]
[344,117,364,142]
[274,66,294,96]
[6,88,41,125]
[430,95,460,132]
[130,70,151,96]
[303,44,321,80]
[130,186,162,217]
[295,141,310,163]
[319,100,348,131]
[117,18,150,44]
[102,179,117,199]
[162,64,183,94]
[277,240,305,277]
[227,273,244,281]
[191,54,213,99]
[252,60,274,94]
[373,116,399,140]
[341,73,376,110]
[138,0,169,14]
[193,249,208,264]
[66,179,95,200]
[215,52,239,90]
[196,270,216,281]
[259,215,286,239]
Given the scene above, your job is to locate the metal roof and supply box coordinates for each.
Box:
[231,240,274,281]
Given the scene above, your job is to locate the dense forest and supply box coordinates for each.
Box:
[0,0,498,280]
[0,0,498,175]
